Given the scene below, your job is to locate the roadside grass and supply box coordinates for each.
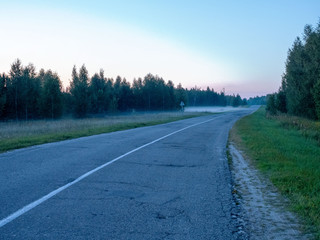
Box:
[229,107,320,238]
[271,113,320,144]
[0,112,211,153]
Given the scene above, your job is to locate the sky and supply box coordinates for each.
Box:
[0,1,320,98]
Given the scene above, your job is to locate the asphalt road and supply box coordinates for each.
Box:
[0,107,257,239]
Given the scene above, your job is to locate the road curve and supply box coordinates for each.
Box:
[0,107,257,239]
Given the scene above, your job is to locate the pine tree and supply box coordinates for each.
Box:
[166,80,176,110]
[283,37,308,117]
[22,64,41,120]
[307,22,320,119]
[8,59,23,120]
[266,94,277,115]
[275,89,287,113]
[232,94,242,107]
[109,76,121,112]
[89,69,107,114]
[0,73,8,119]
[175,83,187,108]
[118,78,133,111]
[302,24,319,119]
[314,79,320,119]
[40,70,63,119]
[70,65,89,117]
[132,78,143,110]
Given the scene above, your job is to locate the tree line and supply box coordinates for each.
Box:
[247,96,266,105]
[185,86,247,107]
[0,59,247,120]
[267,21,320,120]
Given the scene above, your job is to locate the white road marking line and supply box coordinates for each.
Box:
[0,117,217,228]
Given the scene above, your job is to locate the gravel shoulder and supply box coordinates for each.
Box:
[229,144,310,240]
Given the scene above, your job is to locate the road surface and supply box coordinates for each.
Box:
[0,107,257,239]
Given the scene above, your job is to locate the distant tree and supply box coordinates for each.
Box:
[275,89,287,113]
[22,64,41,120]
[218,91,227,106]
[204,87,219,105]
[185,87,237,107]
[166,80,176,109]
[232,94,242,107]
[175,83,187,108]
[70,65,89,117]
[89,69,107,114]
[266,94,277,115]
[283,37,309,117]
[62,87,73,116]
[314,78,320,119]
[118,78,133,111]
[305,22,320,119]
[107,75,121,112]
[247,96,266,105]
[142,74,157,110]
[280,22,320,119]
[187,87,199,106]
[142,74,154,110]
[132,78,144,110]
[0,73,8,119]
[40,69,63,119]
[158,77,166,110]
[105,78,114,112]
[242,98,248,105]
[7,59,24,120]
[301,24,319,119]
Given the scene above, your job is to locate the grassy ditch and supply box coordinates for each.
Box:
[229,107,320,238]
[0,112,210,153]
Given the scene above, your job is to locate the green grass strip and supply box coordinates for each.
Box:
[230,107,320,238]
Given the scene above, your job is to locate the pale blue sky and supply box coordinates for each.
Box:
[1,0,320,98]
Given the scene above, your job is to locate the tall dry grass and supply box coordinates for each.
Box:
[0,111,205,152]
[267,113,320,144]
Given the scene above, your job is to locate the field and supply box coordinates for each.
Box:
[0,111,209,153]
[230,107,320,238]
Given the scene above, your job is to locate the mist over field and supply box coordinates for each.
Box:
[185,106,249,113]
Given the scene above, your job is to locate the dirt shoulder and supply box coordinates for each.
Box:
[229,143,310,239]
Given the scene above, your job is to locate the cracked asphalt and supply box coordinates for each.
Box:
[0,107,257,239]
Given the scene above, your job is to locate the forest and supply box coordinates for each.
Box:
[0,59,247,120]
[267,21,320,120]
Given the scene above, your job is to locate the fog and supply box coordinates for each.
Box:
[184,106,249,113]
